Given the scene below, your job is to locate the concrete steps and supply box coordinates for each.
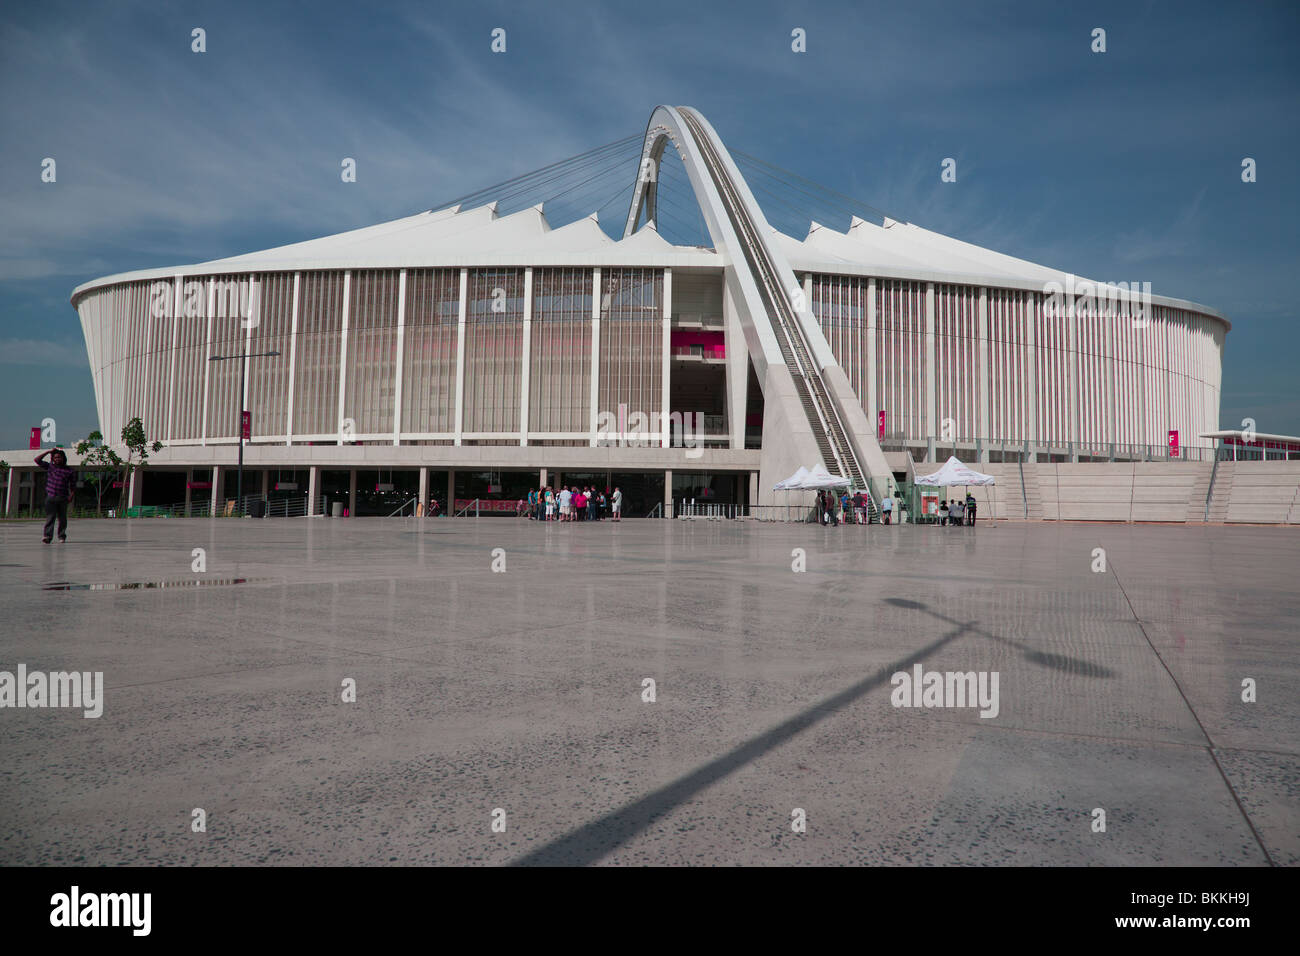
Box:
[1206,465,1232,522]
[1022,463,1044,520]
[1223,461,1300,524]
[1186,464,1212,522]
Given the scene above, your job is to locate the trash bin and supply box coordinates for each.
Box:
[331,501,344,518]
[248,499,267,518]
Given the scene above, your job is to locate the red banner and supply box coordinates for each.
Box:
[29,427,40,449]
[241,410,252,440]
[1167,429,1179,458]
[877,410,886,439]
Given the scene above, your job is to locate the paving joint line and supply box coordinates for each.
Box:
[1108,556,1276,866]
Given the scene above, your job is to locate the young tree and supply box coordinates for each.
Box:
[117,417,163,515]
[75,431,123,516]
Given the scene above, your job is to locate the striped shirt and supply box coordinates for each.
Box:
[40,461,77,499]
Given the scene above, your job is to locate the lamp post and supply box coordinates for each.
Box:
[208,349,280,515]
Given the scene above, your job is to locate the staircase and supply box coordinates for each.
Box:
[1021,462,1044,520]
[1185,461,1212,523]
[679,107,881,521]
[1205,463,1232,523]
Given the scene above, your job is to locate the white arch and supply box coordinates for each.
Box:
[623,106,800,376]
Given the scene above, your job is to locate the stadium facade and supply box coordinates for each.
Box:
[51,106,1226,517]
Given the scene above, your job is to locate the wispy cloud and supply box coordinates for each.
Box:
[0,338,89,367]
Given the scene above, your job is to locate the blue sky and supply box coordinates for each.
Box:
[1,0,1296,449]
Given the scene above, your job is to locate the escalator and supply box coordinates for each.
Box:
[677,109,878,520]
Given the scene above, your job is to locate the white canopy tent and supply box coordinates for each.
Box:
[773,464,851,490]
[797,464,851,489]
[772,464,852,523]
[772,466,811,490]
[913,456,998,524]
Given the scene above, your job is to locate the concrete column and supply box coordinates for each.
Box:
[664,468,673,518]
[348,469,357,517]
[978,287,990,462]
[749,471,758,508]
[520,267,532,446]
[539,468,548,488]
[3,467,17,515]
[454,268,467,446]
[166,274,182,441]
[447,470,455,513]
[393,268,407,445]
[261,469,269,499]
[589,268,602,448]
[866,277,877,423]
[1067,293,1078,447]
[244,275,257,413]
[201,278,215,446]
[925,282,936,443]
[1026,293,1038,458]
[127,469,143,507]
[286,272,300,444]
[418,466,428,518]
[336,270,351,445]
[184,469,193,516]
[723,278,747,449]
[307,465,319,516]
[661,268,672,449]
[211,465,222,516]
[1107,307,1118,459]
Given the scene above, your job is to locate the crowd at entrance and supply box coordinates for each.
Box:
[524,486,624,522]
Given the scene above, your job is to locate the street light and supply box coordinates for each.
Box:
[208,349,280,515]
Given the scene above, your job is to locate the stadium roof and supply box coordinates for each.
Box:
[70,201,1230,329]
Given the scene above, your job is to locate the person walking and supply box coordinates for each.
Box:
[611,486,623,521]
[881,492,893,525]
[966,493,978,526]
[545,487,556,521]
[35,448,76,543]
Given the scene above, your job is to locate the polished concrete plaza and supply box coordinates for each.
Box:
[0,515,1295,866]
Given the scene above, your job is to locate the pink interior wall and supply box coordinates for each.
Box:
[670,329,725,358]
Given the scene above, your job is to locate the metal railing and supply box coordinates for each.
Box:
[1204,455,1220,523]
[1018,458,1028,519]
[748,503,815,523]
[39,494,328,519]
[674,499,745,519]
[646,502,663,518]
[453,498,480,518]
[882,436,1222,464]
[385,496,419,518]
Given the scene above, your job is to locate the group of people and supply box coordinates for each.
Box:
[525,486,623,522]
[814,488,873,526]
[810,487,979,526]
[935,494,978,526]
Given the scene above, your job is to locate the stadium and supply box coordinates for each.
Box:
[56,106,1229,518]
